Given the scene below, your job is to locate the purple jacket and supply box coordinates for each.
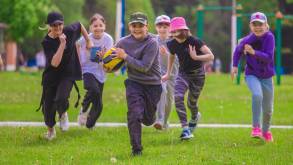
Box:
[233,31,275,79]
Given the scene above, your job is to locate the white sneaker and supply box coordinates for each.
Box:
[44,128,56,141]
[77,110,88,126]
[163,122,169,130]
[60,112,69,131]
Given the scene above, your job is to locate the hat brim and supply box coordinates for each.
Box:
[49,20,64,25]
[170,26,189,32]
[129,20,147,25]
[155,21,170,25]
[250,19,266,23]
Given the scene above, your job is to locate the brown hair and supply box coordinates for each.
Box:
[173,29,191,39]
[90,13,105,25]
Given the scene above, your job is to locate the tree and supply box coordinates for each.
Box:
[22,0,86,58]
[0,0,53,43]
[52,0,86,25]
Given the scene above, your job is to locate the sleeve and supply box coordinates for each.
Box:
[65,22,81,42]
[125,39,159,73]
[104,35,114,50]
[167,40,175,55]
[77,36,85,46]
[232,34,255,67]
[194,37,205,49]
[115,37,123,48]
[233,41,245,67]
[77,37,87,65]
[254,33,275,63]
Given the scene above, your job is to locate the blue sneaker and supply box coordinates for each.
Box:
[180,128,194,140]
[189,112,201,133]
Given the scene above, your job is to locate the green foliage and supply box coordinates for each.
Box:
[83,0,117,39]
[22,0,86,58]
[52,0,86,25]
[20,1,56,58]
[81,0,155,41]
[126,0,156,33]
[238,0,279,33]
[0,0,53,43]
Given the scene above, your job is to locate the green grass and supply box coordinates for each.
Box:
[0,72,292,124]
[0,72,292,164]
[0,127,292,164]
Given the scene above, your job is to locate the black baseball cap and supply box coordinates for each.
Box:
[129,12,148,25]
[46,11,64,25]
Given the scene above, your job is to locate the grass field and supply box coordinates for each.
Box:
[0,72,292,124]
[0,72,292,164]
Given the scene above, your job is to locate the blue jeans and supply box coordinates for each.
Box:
[245,75,274,132]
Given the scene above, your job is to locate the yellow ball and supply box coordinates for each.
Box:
[102,48,124,73]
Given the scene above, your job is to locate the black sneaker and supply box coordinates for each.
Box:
[180,128,194,140]
[131,150,142,157]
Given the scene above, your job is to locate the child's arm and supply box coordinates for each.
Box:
[76,41,81,58]
[51,34,66,67]
[232,34,258,67]
[159,46,170,56]
[0,55,3,67]
[231,42,244,80]
[162,54,175,82]
[244,34,275,63]
[75,42,81,64]
[189,45,214,62]
[80,23,93,49]
[116,40,159,73]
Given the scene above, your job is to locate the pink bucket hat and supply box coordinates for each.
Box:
[170,17,189,32]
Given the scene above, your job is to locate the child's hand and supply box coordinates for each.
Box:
[231,67,238,81]
[103,65,111,73]
[159,46,168,56]
[115,48,127,59]
[244,44,255,55]
[161,74,170,82]
[189,44,198,60]
[59,33,67,45]
[96,47,107,58]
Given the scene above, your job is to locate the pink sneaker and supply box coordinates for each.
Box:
[251,127,262,138]
[262,131,273,142]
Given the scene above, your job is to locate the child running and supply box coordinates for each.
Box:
[40,11,92,140]
[77,13,113,129]
[231,12,275,142]
[115,12,162,156]
[153,15,179,130]
[162,17,214,140]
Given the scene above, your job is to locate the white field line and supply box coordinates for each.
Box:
[0,122,292,129]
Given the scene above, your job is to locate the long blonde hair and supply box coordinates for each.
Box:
[39,24,50,32]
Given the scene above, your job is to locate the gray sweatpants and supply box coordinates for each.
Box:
[174,72,205,127]
[81,73,104,129]
[156,77,176,126]
[125,79,162,152]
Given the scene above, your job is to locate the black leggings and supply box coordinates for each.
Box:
[42,79,73,128]
[81,73,104,128]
